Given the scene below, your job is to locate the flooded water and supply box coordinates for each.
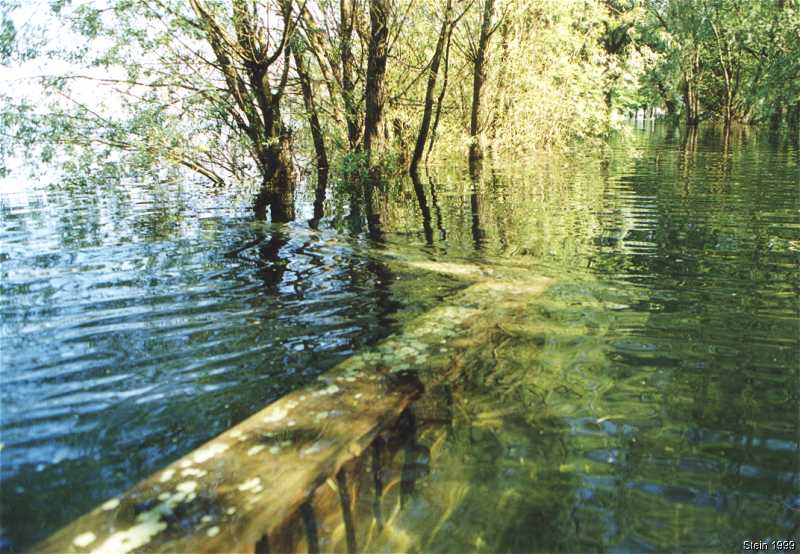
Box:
[1,124,798,551]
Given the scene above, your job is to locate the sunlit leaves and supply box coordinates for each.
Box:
[2,0,796,193]
[635,0,799,125]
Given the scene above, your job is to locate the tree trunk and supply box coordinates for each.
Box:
[363,0,390,158]
[724,91,733,128]
[340,0,361,150]
[654,81,676,118]
[709,19,735,128]
[469,0,495,163]
[665,99,677,119]
[487,18,512,142]
[683,78,699,127]
[681,48,701,127]
[362,0,390,239]
[190,0,297,221]
[292,45,329,226]
[770,104,783,131]
[254,130,296,222]
[410,0,451,175]
[427,7,460,162]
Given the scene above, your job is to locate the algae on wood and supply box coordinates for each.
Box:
[36,273,551,554]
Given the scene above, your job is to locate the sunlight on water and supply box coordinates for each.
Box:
[1,125,798,551]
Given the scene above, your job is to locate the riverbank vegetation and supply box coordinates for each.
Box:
[1,0,798,226]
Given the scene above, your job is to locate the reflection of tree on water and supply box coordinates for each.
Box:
[247,220,402,347]
[362,256,402,340]
[678,125,699,180]
[255,226,290,290]
[309,168,329,230]
[469,158,486,250]
[364,174,385,242]
[336,291,599,553]
[574,128,800,549]
[410,169,434,244]
[426,172,447,241]
[282,126,799,551]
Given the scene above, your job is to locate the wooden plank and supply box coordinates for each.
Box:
[34,275,552,554]
[36,368,423,554]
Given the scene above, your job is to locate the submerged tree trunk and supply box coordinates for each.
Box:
[254,131,296,222]
[190,0,297,221]
[469,0,495,163]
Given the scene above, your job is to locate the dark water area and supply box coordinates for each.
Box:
[0,183,460,551]
[1,124,798,551]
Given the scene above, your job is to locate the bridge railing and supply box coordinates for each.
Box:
[36,272,552,554]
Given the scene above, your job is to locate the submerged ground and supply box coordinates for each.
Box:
[0,124,798,551]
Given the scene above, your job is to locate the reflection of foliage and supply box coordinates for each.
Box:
[357,126,799,550]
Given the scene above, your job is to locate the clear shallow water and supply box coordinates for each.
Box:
[1,124,799,551]
[0,182,459,550]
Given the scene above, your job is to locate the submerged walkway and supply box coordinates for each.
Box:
[36,263,553,554]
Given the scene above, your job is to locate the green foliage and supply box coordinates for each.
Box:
[337,150,370,184]
[633,0,800,125]
[1,0,797,195]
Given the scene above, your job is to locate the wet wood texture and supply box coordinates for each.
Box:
[35,272,551,554]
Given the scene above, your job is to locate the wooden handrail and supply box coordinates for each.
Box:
[35,274,551,554]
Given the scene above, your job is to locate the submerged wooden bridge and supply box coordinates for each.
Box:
[36,262,553,554]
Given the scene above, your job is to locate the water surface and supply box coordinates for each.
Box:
[1,124,798,551]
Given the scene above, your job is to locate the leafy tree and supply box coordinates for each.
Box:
[2,0,796,221]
